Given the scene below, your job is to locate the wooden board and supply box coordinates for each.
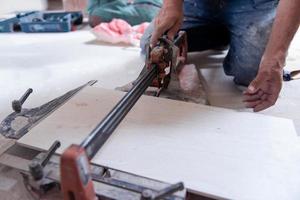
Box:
[0,136,15,155]
[18,86,300,200]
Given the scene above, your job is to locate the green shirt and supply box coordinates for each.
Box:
[87,0,162,25]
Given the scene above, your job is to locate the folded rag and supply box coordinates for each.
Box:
[92,19,149,46]
[87,0,161,26]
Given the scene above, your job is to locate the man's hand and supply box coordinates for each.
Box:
[150,0,183,46]
[243,59,283,112]
[243,0,300,112]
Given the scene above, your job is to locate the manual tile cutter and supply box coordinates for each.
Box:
[60,31,188,200]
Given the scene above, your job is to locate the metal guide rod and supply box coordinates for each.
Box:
[81,65,158,160]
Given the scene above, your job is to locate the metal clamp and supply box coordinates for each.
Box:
[1,80,97,139]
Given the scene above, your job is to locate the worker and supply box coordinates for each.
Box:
[87,0,162,27]
[141,0,300,112]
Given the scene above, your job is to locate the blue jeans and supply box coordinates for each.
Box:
[141,0,279,86]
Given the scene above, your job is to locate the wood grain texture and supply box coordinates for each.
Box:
[18,86,300,200]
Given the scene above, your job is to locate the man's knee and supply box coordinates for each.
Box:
[223,48,258,85]
[222,4,277,85]
[232,68,258,86]
[223,51,260,86]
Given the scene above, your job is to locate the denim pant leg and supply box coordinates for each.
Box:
[222,0,278,86]
[140,0,229,55]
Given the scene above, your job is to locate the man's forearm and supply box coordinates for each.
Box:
[263,0,300,68]
[163,0,183,7]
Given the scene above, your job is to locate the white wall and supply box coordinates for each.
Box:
[0,0,47,14]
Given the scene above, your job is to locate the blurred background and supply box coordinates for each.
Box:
[0,0,87,14]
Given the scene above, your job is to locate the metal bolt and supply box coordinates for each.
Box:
[141,189,154,200]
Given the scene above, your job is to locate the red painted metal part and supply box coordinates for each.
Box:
[60,144,97,200]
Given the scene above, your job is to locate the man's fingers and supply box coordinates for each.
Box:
[167,30,176,41]
[150,17,174,46]
[253,96,277,112]
[245,100,261,108]
[260,93,268,101]
[167,21,181,41]
[243,90,264,102]
[244,93,276,111]
[150,26,165,47]
[249,86,279,112]
[246,73,266,94]
[253,100,272,112]
[151,17,181,46]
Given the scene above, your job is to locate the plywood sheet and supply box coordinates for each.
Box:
[19,87,300,200]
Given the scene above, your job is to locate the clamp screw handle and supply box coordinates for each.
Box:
[141,182,184,200]
[153,182,184,199]
[41,140,61,167]
[29,140,60,181]
[12,88,33,113]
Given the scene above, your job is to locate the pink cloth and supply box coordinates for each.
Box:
[92,19,149,46]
